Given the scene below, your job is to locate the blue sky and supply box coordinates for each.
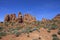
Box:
[0,0,60,21]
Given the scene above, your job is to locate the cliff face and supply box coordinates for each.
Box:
[4,12,36,23]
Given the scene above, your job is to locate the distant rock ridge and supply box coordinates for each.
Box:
[53,14,60,21]
[4,12,36,23]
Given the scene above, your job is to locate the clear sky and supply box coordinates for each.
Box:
[0,0,60,21]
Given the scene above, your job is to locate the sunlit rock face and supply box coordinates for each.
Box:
[4,12,36,23]
[17,12,23,23]
[4,14,10,22]
[10,14,16,22]
[12,14,16,21]
[23,14,36,23]
[53,14,60,21]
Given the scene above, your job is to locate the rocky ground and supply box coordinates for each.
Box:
[0,13,60,40]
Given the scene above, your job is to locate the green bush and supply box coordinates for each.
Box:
[4,22,9,26]
[52,34,60,40]
[21,29,26,33]
[0,32,7,36]
[31,27,40,32]
[11,22,15,26]
[32,27,38,31]
[15,27,22,30]
[0,27,4,31]
[52,34,57,37]
[23,27,32,34]
[12,30,21,37]
[0,36,2,39]
[51,24,57,30]
[52,37,60,40]
[0,31,7,39]
[8,27,21,34]
[57,30,60,35]
[21,27,33,34]
[8,28,15,33]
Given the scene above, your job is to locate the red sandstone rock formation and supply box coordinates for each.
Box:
[23,14,36,23]
[17,12,23,23]
[4,14,10,22]
[53,14,60,21]
[9,14,16,22]
[42,18,47,22]
[4,12,36,23]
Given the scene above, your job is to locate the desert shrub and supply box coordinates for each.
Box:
[38,37,41,39]
[0,31,7,39]
[52,37,60,40]
[8,28,16,34]
[9,26,22,33]
[12,30,21,37]
[15,27,22,30]
[21,27,40,34]
[9,28,15,32]
[52,34,57,37]
[21,29,26,33]
[21,27,32,37]
[9,27,22,36]
[51,24,57,30]
[0,36,2,39]
[47,29,51,33]
[25,27,32,34]
[0,26,4,31]
[57,30,60,35]
[32,27,38,31]
[0,32,7,36]
[4,22,9,26]
[32,27,40,32]
[52,34,60,40]
[11,22,15,26]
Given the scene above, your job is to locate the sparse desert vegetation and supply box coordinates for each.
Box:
[0,13,60,40]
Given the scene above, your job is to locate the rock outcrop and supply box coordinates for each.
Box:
[17,12,23,23]
[53,14,60,21]
[4,12,36,23]
[42,18,47,22]
[9,14,16,22]
[4,14,10,22]
[23,14,36,23]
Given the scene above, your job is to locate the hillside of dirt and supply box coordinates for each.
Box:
[0,12,60,40]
